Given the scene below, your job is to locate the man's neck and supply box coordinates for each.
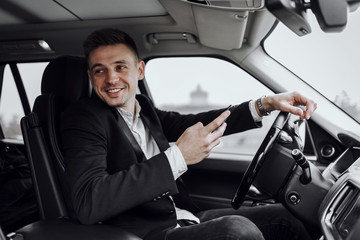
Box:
[117,100,140,122]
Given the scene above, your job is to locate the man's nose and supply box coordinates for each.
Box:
[106,70,119,84]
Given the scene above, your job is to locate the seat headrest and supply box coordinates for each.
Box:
[41,56,90,104]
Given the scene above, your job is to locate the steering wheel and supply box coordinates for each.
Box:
[231,111,291,209]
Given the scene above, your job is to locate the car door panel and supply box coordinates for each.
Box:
[182,157,251,210]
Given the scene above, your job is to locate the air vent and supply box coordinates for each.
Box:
[329,184,357,223]
[325,182,360,239]
[338,132,360,148]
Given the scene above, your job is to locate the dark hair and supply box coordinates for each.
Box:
[83,28,139,63]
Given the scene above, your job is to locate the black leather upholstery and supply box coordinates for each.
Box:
[20,56,141,240]
[41,55,90,104]
[22,56,89,220]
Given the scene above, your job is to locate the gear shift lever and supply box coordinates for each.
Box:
[291,149,312,184]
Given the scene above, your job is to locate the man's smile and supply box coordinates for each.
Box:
[104,87,127,97]
[106,88,121,93]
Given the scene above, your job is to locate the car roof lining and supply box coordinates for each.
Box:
[0,0,276,62]
[0,0,168,24]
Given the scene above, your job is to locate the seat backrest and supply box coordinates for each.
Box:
[21,56,90,220]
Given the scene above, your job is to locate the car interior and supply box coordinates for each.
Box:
[1,0,360,240]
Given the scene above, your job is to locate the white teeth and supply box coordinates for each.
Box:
[107,89,120,93]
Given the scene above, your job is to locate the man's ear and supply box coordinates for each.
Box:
[138,60,145,80]
[88,70,94,86]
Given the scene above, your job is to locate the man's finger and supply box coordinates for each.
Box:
[293,93,317,120]
[205,110,231,134]
[304,100,317,119]
[286,105,304,118]
[210,122,227,140]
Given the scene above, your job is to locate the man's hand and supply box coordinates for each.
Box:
[176,110,231,165]
[261,91,317,120]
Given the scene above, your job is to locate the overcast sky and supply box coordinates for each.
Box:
[265,9,360,106]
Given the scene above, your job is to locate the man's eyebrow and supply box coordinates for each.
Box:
[114,60,129,65]
[90,63,102,72]
[90,60,130,72]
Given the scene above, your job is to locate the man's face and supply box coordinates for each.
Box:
[87,43,145,113]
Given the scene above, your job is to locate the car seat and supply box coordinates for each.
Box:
[19,56,141,240]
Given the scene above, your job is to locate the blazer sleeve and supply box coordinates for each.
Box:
[61,100,178,225]
[155,101,261,142]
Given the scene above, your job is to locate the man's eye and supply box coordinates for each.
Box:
[116,65,125,71]
[94,69,104,75]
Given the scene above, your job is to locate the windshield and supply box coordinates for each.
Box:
[265,9,360,123]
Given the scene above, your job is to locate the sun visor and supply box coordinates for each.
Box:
[182,0,265,50]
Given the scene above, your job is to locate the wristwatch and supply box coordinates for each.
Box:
[256,96,270,116]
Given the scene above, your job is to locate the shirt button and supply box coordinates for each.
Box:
[161,191,170,197]
[153,196,162,201]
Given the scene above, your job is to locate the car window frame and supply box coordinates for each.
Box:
[0,64,5,139]
[9,63,31,115]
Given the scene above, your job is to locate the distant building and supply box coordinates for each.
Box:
[160,84,225,113]
[190,85,208,106]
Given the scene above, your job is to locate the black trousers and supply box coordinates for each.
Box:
[165,204,314,240]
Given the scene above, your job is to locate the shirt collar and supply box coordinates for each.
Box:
[117,100,141,125]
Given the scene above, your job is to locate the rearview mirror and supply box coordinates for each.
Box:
[266,0,312,36]
[311,0,348,32]
[266,0,360,36]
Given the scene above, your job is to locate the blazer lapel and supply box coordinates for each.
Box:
[114,109,146,163]
[110,94,170,162]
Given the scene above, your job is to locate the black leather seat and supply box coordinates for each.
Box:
[19,56,141,240]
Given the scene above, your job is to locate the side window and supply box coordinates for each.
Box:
[0,65,23,140]
[19,62,47,109]
[145,57,276,157]
[0,63,46,140]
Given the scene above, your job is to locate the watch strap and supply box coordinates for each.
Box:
[256,96,270,116]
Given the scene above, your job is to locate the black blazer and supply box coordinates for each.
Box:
[61,93,260,239]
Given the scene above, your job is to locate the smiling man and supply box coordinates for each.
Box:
[61,28,316,240]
